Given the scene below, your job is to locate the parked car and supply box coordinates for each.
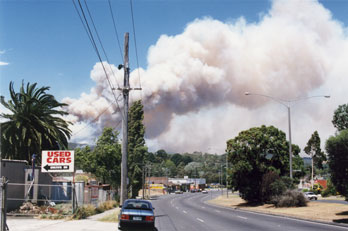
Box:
[202,190,208,194]
[304,192,318,200]
[175,190,183,194]
[118,199,155,230]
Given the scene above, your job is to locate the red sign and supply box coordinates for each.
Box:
[41,150,74,172]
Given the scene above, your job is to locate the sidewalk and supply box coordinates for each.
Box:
[7,208,119,231]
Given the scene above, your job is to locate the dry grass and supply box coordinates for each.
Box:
[98,210,119,223]
[209,195,348,224]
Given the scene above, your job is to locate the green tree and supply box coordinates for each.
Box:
[0,81,71,163]
[326,129,348,200]
[75,127,121,187]
[332,104,348,131]
[226,125,301,203]
[170,153,183,166]
[304,131,326,170]
[128,100,148,198]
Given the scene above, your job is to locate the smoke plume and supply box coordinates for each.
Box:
[64,0,348,153]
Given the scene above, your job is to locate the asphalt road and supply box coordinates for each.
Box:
[151,191,348,231]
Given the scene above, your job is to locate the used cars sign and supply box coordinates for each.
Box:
[41,150,74,173]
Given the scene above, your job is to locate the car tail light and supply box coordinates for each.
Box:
[145,216,154,221]
[120,214,130,220]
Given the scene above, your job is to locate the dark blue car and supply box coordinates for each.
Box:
[118,199,155,230]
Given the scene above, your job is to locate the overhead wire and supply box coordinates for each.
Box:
[83,0,121,89]
[73,0,124,121]
[108,0,124,61]
[71,100,122,137]
[129,0,143,101]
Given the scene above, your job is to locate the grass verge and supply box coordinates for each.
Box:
[98,209,120,223]
[208,195,348,224]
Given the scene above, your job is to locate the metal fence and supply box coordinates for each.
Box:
[5,182,117,216]
[6,182,75,215]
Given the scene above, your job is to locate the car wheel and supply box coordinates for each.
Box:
[315,197,317,200]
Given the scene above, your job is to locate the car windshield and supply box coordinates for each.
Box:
[124,201,152,210]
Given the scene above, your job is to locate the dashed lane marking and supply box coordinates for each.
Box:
[183,210,187,214]
[237,216,248,220]
[196,218,205,223]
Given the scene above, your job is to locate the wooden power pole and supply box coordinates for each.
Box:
[119,33,141,205]
[120,33,130,206]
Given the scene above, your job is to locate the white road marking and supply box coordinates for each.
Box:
[237,216,248,220]
[196,218,205,223]
[201,206,205,209]
[183,210,187,214]
[175,207,179,210]
[214,209,221,213]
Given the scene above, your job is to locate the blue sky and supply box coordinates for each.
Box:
[1,0,273,100]
[1,0,348,154]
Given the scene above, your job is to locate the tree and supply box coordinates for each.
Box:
[75,127,121,187]
[226,125,301,203]
[128,100,148,198]
[326,129,348,200]
[304,131,326,170]
[332,104,348,131]
[170,153,183,166]
[0,81,71,163]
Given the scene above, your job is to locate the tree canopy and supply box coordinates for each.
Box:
[0,81,71,163]
[75,127,121,187]
[326,129,348,200]
[128,100,148,198]
[226,125,303,203]
[332,104,348,131]
[304,131,326,169]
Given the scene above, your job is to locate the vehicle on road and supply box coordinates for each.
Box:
[304,192,318,200]
[175,190,183,194]
[118,199,155,230]
[202,190,208,194]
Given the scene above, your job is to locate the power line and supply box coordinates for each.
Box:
[71,100,122,137]
[83,0,121,89]
[129,0,143,101]
[72,0,124,120]
[108,0,124,61]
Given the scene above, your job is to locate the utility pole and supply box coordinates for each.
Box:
[120,32,130,206]
[119,33,142,205]
[142,165,145,199]
[226,153,228,198]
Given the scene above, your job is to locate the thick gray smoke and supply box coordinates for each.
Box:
[64,0,348,153]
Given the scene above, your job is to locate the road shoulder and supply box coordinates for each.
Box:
[207,195,348,227]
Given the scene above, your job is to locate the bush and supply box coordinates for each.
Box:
[73,204,96,219]
[272,190,308,207]
[96,200,118,213]
[321,188,331,197]
[261,172,294,203]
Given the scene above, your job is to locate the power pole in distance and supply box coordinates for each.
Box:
[119,32,141,205]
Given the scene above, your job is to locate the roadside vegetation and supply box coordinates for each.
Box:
[72,200,118,219]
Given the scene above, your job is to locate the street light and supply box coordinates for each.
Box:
[244,92,330,178]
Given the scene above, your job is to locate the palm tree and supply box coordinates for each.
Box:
[0,81,72,163]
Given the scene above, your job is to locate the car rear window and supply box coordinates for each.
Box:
[124,201,151,210]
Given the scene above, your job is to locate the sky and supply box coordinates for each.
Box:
[1,0,348,155]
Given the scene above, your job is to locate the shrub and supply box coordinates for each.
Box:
[96,200,118,213]
[272,190,307,207]
[73,204,96,219]
[321,188,331,197]
[261,172,294,203]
